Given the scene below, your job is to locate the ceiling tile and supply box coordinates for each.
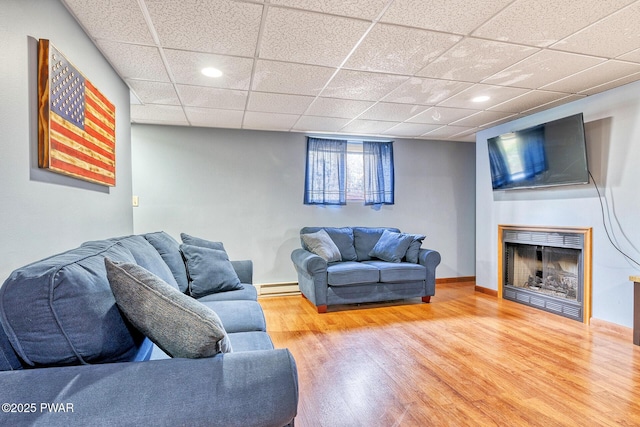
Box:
[321,70,409,101]
[543,60,640,93]
[63,0,154,44]
[269,0,389,20]
[619,48,640,63]
[96,41,169,81]
[126,80,180,105]
[383,123,442,137]
[345,24,461,75]
[243,111,300,131]
[383,77,472,105]
[259,8,370,67]
[339,119,397,134]
[450,111,516,128]
[163,49,253,90]
[380,0,513,35]
[423,125,477,140]
[144,0,263,56]
[407,106,480,125]
[417,38,538,82]
[177,85,248,110]
[247,92,315,115]
[488,90,570,113]
[358,102,427,122]
[473,0,634,47]
[522,94,585,114]
[551,2,640,58]
[438,84,530,109]
[131,104,187,125]
[482,50,605,89]
[184,107,244,129]
[292,116,351,132]
[252,60,335,96]
[578,72,640,96]
[305,98,375,118]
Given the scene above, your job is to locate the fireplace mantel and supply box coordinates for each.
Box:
[498,224,593,324]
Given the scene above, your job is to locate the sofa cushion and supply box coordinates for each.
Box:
[327,262,379,286]
[181,233,225,251]
[88,235,180,291]
[227,331,274,352]
[301,229,341,262]
[301,227,357,261]
[404,234,426,264]
[369,230,415,263]
[363,261,427,283]
[0,323,22,371]
[353,227,401,261]
[180,244,243,298]
[144,231,189,293]
[0,242,143,367]
[195,284,257,302]
[199,300,267,333]
[105,259,232,358]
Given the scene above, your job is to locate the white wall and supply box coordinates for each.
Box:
[0,0,133,280]
[131,125,476,285]
[476,80,640,327]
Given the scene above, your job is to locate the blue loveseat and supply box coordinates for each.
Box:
[0,232,298,427]
[291,227,441,313]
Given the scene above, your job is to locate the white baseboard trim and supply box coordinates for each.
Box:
[256,282,300,297]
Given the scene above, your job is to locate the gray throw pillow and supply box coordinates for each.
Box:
[104,258,232,358]
[180,244,243,298]
[180,233,225,251]
[301,229,342,262]
[369,230,415,263]
[404,234,426,264]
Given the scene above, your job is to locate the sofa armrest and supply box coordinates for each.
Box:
[291,248,328,309]
[418,248,441,297]
[291,248,327,275]
[0,349,298,427]
[231,259,253,284]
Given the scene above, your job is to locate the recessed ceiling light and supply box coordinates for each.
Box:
[201,67,223,78]
[472,95,490,103]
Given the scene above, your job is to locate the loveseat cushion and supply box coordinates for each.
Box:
[301,227,357,261]
[105,259,232,357]
[144,231,190,293]
[363,261,427,283]
[353,227,401,261]
[327,262,379,286]
[405,234,426,263]
[0,241,143,367]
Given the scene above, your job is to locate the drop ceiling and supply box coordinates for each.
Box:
[61,0,640,142]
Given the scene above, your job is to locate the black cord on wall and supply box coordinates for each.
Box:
[589,170,640,269]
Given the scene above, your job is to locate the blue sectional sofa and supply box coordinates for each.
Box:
[291,227,441,313]
[0,232,298,427]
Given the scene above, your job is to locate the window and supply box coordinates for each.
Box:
[304,137,394,206]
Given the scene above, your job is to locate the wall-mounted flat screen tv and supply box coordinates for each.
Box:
[487,113,589,191]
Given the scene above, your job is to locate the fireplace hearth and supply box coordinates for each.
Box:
[498,225,592,323]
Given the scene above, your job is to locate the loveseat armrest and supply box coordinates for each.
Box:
[0,349,298,427]
[291,248,327,275]
[418,248,441,298]
[231,259,253,284]
[291,249,328,310]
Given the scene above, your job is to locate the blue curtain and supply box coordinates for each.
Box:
[363,141,394,205]
[304,137,347,205]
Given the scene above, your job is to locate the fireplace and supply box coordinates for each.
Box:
[498,225,592,323]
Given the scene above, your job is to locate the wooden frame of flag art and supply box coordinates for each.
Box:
[37,39,116,186]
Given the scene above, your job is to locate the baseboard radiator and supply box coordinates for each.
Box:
[257,282,300,297]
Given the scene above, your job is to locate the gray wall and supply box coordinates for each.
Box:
[131,125,476,284]
[0,0,133,280]
[476,80,640,327]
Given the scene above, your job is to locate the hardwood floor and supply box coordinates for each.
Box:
[259,282,640,427]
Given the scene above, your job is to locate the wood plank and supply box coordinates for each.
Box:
[260,282,640,427]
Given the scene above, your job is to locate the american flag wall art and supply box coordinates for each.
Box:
[38,39,116,186]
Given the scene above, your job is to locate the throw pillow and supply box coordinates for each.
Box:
[404,234,426,264]
[368,230,415,263]
[180,244,243,298]
[301,229,342,262]
[104,258,232,358]
[180,233,225,251]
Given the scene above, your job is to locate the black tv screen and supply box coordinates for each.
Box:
[487,113,589,190]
